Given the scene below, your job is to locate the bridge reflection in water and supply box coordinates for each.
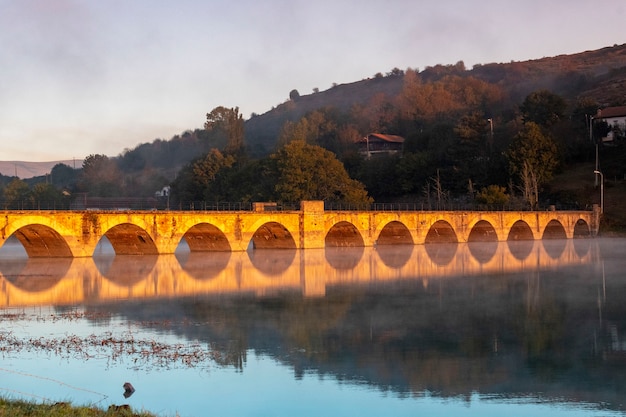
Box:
[0,238,594,307]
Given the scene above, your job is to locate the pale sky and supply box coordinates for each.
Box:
[1,0,624,162]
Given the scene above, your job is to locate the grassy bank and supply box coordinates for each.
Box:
[0,398,159,417]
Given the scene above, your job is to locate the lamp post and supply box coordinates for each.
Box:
[487,118,493,151]
[594,170,604,214]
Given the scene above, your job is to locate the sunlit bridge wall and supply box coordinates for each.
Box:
[0,202,598,257]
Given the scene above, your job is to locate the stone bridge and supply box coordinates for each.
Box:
[0,201,598,258]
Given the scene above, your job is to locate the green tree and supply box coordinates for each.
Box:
[520,90,567,127]
[30,183,64,209]
[269,140,372,205]
[50,163,77,190]
[4,178,30,209]
[475,185,510,206]
[205,106,245,157]
[192,149,236,200]
[507,122,559,206]
[78,154,122,197]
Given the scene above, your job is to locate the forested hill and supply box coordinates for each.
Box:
[245,43,626,156]
[5,42,626,213]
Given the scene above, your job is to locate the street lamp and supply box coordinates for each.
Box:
[594,170,604,213]
[487,118,493,151]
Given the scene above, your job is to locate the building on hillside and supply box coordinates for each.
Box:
[595,106,626,142]
[356,133,405,158]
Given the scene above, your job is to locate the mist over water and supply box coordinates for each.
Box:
[0,238,624,417]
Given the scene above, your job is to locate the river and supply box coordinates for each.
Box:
[0,237,624,417]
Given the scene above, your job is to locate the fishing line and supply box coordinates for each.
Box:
[0,367,109,404]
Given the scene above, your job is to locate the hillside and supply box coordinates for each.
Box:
[4,43,626,178]
[0,160,78,179]
[245,43,626,155]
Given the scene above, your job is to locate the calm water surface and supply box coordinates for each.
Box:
[0,237,625,417]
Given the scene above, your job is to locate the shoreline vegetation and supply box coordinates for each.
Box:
[0,310,201,417]
[0,398,158,416]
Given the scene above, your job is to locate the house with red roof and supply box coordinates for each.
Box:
[595,106,626,142]
[356,133,405,158]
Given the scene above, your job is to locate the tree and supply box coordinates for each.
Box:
[289,89,300,101]
[30,183,64,209]
[50,163,77,190]
[507,122,559,206]
[269,140,372,205]
[476,185,510,206]
[192,149,235,200]
[520,90,567,127]
[205,106,245,157]
[78,154,122,197]
[4,178,30,209]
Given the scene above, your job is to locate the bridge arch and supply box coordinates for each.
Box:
[11,224,73,257]
[425,220,458,244]
[467,220,498,242]
[250,221,297,250]
[181,223,231,251]
[507,220,535,241]
[326,221,364,247]
[542,219,567,239]
[102,223,158,255]
[573,219,591,237]
[376,221,414,245]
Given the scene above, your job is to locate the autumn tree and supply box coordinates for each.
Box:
[276,108,342,153]
[269,140,372,205]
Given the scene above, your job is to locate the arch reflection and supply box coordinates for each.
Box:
[468,241,498,263]
[176,251,231,280]
[573,238,591,258]
[325,246,364,269]
[0,257,72,291]
[542,239,566,259]
[507,240,535,261]
[248,249,296,276]
[0,239,596,306]
[424,242,458,266]
[376,245,414,268]
[94,255,158,285]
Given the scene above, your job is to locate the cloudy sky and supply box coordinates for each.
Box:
[1,0,624,162]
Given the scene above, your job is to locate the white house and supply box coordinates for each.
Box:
[595,106,626,142]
